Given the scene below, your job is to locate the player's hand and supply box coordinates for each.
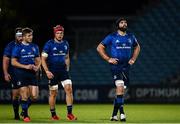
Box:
[108,58,119,65]
[4,73,11,82]
[46,71,54,79]
[25,64,34,70]
[128,59,135,65]
[32,65,39,72]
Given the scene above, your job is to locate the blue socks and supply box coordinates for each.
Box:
[112,95,124,116]
[117,95,124,114]
[21,100,28,117]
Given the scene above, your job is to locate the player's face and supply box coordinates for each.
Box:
[23,32,33,43]
[15,36,23,43]
[55,31,64,41]
[118,20,127,32]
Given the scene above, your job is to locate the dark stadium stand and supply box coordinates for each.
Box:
[69,0,180,85]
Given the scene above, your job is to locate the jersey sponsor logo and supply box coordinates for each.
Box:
[21,54,35,58]
[64,45,67,50]
[53,53,66,56]
[28,52,32,55]
[52,50,66,56]
[116,43,131,49]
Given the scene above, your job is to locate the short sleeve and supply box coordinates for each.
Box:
[42,41,50,54]
[132,35,138,47]
[34,45,40,57]
[101,35,112,47]
[66,41,70,51]
[3,43,12,58]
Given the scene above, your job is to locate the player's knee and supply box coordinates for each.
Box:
[65,86,72,95]
[115,80,125,95]
[31,95,38,101]
[21,95,28,101]
[50,90,58,98]
[12,95,19,100]
[116,87,124,94]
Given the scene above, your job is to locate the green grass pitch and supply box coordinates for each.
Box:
[0,104,180,123]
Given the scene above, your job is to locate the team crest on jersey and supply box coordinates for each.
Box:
[114,75,117,79]
[128,38,132,43]
[32,47,36,52]
[28,52,31,55]
[53,47,57,50]
[64,45,67,50]
[21,49,25,52]
[122,43,126,47]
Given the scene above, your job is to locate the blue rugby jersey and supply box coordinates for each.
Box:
[3,41,18,73]
[12,42,40,65]
[42,39,69,71]
[101,32,138,72]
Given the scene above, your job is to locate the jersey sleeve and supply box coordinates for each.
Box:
[11,45,21,58]
[66,41,70,51]
[35,45,40,57]
[3,43,12,58]
[42,42,50,54]
[41,41,50,57]
[100,34,112,47]
[132,35,138,47]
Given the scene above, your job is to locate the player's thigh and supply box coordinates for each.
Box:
[48,78,59,92]
[27,72,38,87]
[112,71,128,88]
[49,89,58,97]
[48,73,59,97]
[122,71,129,88]
[59,71,72,88]
[116,85,124,94]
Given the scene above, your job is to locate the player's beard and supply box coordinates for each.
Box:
[118,27,127,32]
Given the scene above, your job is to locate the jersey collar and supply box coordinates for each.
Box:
[22,41,30,46]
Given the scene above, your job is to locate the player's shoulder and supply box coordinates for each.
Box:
[12,43,21,52]
[126,32,136,37]
[30,42,38,47]
[5,40,16,48]
[45,39,54,45]
[108,32,117,37]
[63,39,69,45]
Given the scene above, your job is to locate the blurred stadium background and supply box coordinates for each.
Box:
[0,0,180,104]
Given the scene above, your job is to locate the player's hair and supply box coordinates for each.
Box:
[15,27,22,33]
[22,27,33,36]
[115,17,127,29]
